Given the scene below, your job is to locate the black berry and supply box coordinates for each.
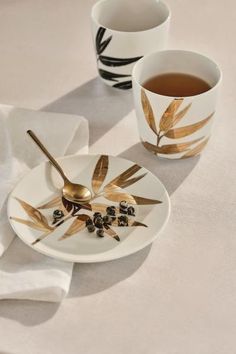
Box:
[118,215,128,227]
[87,224,95,233]
[119,207,128,214]
[94,216,103,229]
[93,212,102,219]
[103,215,112,225]
[127,206,135,216]
[86,218,93,226]
[120,201,128,209]
[96,229,104,237]
[106,206,116,216]
[53,209,64,220]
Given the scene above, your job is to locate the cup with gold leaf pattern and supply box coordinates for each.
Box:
[132,50,222,159]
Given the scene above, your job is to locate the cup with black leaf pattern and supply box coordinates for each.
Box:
[91,0,170,90]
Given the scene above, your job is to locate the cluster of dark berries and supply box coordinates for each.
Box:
[52,209,64,225]
[52,201,136,238]
[86,210,116,237]
[85,201,136,238]
[86,213,105,237]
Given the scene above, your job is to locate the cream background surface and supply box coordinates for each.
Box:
[0,0,235,353]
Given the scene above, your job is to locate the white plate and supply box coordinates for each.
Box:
[8,154,170,263]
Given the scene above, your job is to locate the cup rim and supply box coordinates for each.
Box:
[132,49,222,99]
[91,0,171,34]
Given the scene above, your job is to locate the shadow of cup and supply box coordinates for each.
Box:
[43,77,134,147]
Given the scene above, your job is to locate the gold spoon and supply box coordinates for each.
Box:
[27,130,92,204]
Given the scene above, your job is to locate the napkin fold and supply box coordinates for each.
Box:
[0,104,89,302]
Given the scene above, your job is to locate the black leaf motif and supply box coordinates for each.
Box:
[98,36,112,55]
[95,27,142,89]
[96,27,106,53]
[96,27,113,55]
[99,55,143,67]
[99,69,130,82]
[113,80,132,90]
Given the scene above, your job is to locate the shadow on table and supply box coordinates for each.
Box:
[118,142,200,195]
[69,245,151,297]
[42,77,134,147]
[0,300,59,326]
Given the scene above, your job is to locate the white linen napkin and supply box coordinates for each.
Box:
[0,104,89,302]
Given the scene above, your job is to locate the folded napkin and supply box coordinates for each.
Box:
[0,104,89,302]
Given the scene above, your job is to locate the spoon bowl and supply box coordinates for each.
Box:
[63,181,92,203]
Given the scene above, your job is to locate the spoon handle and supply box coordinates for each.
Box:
[27,130,69,183]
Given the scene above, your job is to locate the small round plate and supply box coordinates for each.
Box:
[8,154,170,263]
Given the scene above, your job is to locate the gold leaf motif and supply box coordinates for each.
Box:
[59,215,88,240]
[104,225,120,241]
[170,103,192,129]
[104,191,161,205]
[159,99,184,132]
[38,195,69,216]
[181,137,210,158]
[15,197,51,230]
[131,221,148,227]
[37,196,62,210]
[165,113,213,139]
[92,155,109,194]
[157,137,203,154]
[142,141,160,154]
[105,173,147,191]
[31,230,54,245]
[143,138,203,154]
[90,203,119,213]
[105,164,142,190]
[141,89,158,135]
[10,217,52,232]
[105,192,136,204]
[31,214,74,245]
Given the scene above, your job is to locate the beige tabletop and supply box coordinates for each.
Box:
[0,1,236,353]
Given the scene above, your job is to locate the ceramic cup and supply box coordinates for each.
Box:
[132,50,222,159]
[91,0,170,90]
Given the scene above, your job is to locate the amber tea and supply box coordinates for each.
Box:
[143,73,211,97]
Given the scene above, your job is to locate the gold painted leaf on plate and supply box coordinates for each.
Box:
[15,197,51,230]
[92,155,109,194]
[165,113,213,139]
[104,225,120,241]
[10,217,51,232]
[37,196,62,210]
[105,164,142,190]
[90,203,119,213]
[31,230,54,245]
[106,173,147,191]
[141,89,158,135]
[159,99,184,132]
[104,191,161,205]
[181,137,210,158]
[60,215,88,240]
[131,221,148,227]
